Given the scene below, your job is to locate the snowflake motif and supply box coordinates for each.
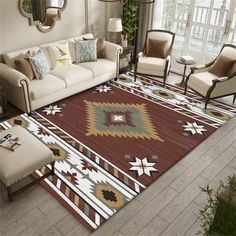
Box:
[95,85,112,93]
[129,157,158,177]
[42,105,62,115]
[182,122,207,135]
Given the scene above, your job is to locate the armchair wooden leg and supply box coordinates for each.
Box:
[134,71,137,82]
[184,86,187,94]
[233,93,236,103]
[205,99,209,109]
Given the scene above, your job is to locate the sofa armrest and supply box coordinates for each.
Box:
[104,41,123,62]
[0,63,31,113]
[0,63,30,87]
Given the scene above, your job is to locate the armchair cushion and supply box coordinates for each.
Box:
[188,72,219,96]
[138,56,166,71]
[209,55,235,77]
[146,39,168,59]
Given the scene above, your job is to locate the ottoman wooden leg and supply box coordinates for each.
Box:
[7,186,13,202]
[51,161,55,175]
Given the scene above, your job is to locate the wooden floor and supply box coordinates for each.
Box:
[0,74,236,236]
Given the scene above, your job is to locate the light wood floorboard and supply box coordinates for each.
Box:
[0,75,235,236]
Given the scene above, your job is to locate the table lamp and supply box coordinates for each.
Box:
[108,18,123,43]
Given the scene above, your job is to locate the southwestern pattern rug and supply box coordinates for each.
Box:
[1,72,236,231]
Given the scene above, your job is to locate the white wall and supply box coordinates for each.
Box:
[0,0,110,55]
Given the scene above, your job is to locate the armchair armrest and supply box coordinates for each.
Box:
[0,63,30,87]
[213,77,229,83]
[166,55,171,62]
[104,41,123,63]
[190,65,206,73]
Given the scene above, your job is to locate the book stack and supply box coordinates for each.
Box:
[180,55,194,64]
[0,134,23,151]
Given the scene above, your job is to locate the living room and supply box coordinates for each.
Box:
[0,0,235,235]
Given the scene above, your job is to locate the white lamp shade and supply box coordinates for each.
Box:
[108,18,123,32]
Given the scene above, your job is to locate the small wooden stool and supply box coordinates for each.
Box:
[0,126,54,201]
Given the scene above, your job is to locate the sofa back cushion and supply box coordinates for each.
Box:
[3,46,40,69]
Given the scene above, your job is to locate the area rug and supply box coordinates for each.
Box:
[1,72,235,231]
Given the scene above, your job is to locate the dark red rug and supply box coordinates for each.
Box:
[1,73,235,231]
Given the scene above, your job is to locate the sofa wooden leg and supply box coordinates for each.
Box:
[233,93,236,103]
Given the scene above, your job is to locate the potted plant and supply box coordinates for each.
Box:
[121,2,138,46]
[198,175,236,235]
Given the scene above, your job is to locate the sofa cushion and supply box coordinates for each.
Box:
[30,74,65,100]
[79,59,116,77]
[50,64,93,87]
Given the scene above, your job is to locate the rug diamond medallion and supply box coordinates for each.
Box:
[85,100,164,142]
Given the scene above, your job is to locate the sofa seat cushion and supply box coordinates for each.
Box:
[50,64,93,88]
[78,59,116,77]
[30,74,65,100]
[188,72,219,96]
[138,56,166,72]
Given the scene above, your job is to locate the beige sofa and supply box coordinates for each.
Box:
[0,33,122,113]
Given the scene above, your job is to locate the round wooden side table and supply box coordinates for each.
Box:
[175,58,195,87]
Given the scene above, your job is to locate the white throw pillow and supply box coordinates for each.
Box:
[48,41,72,68]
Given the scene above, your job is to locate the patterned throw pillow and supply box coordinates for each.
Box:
[15,51,35,80]
[48,41,72,68]
[83,37,105,59]
[29,50,50,80]
[75,39,97,63]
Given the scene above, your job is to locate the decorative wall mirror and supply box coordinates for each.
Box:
[19,0,67,33]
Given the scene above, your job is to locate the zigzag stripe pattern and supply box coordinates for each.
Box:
[110,75,236,128]
[32,166,106,230]
[129,72,236,113]
[32,113,143,194]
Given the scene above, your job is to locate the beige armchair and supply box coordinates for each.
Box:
[134,29,175,86]
[184,44,236,109]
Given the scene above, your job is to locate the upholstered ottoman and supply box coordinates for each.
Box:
[0,126,54,201]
